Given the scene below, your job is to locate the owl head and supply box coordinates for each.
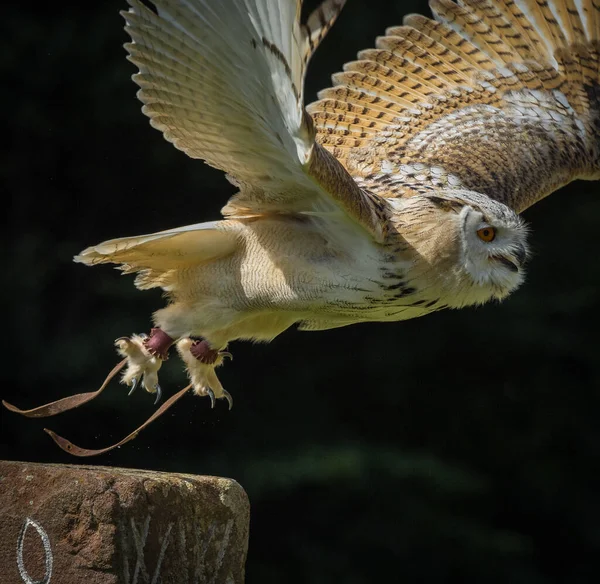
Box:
[391,189,529,307]
[431,190,530,305]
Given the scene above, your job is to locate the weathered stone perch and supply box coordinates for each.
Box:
[0,460,250,584]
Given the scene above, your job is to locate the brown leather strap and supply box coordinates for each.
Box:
[2,359,127,418]
[43,384,192,457]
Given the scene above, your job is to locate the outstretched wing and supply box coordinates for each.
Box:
[123,0,385,240]
[308,0,600,214]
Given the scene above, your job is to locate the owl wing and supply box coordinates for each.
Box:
[308,0,600,214]
[122,0,385,241]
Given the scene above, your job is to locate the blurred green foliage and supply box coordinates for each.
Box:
[3,1,600,582]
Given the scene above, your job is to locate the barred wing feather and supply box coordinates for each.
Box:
[123,0,384,239]
[308,0,600,213]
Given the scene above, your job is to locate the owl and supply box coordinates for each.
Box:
[5,0,599,454]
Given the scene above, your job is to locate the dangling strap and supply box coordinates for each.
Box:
[44,384,192,457]
[2,359,127,418]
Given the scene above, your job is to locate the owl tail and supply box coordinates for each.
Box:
[74,221,237,290]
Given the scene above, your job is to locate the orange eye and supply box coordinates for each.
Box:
[477,227,496,242]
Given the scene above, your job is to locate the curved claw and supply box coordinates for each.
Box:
[223,389,234,410]
[128,377,139,396]
[153,383,162,405]
[220,351,233,361]
[205,387,216,409]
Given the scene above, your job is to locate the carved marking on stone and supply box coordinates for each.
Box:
[121,515,234,584]
[120,520,132,584]
[150,521,174,584]
[122,515,175,584]
[130,515,151,584]
[194,521,217,583]
[177,521,188,582]
[16,517,53,584]
[209,520,233,584]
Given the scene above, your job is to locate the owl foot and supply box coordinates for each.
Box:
[176,338,233,409]
[115,327,175,404]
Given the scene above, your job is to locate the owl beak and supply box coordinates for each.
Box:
[493,244,527,273]
[494,255,519,273]
[512,244,528,267]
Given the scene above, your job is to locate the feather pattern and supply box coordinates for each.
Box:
[309,0,600,213]
[121,0,384,241]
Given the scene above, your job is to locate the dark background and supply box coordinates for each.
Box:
[3,1,600,582]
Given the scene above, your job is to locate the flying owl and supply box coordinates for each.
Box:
[37,0,600,416]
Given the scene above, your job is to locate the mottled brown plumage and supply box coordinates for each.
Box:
[309,0,600,212]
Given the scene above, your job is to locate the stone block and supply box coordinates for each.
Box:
[0,460,250,584]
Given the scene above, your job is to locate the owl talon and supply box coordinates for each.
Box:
[115,330,173,404]
[176,338,234,409]
[128,377,139,396]
[153,383,162,405]
[205,387,216,409]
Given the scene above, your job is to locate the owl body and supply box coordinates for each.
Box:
[144,188,525,347]
[72,0,598,405]
[146,214,418,343]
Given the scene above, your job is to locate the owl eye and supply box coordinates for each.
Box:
[476,227,496,242]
